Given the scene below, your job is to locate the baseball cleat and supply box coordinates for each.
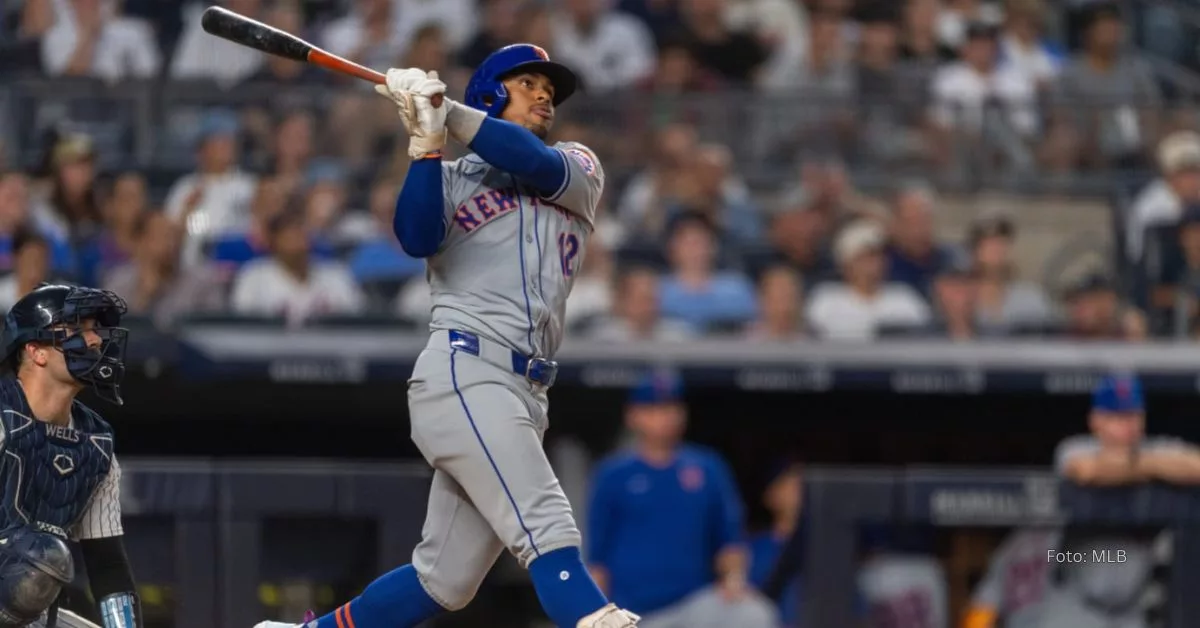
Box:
[253,610,315,628]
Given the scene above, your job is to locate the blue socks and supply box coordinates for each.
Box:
[528,547,610,628]
[313,564,444,628]
[311,548,606,628]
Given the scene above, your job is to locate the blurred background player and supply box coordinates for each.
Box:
[586,370,778,628]
[857,526,949,628]
[748,462,805,628]
[961,527,1061,628]
[1040,373,1200,628]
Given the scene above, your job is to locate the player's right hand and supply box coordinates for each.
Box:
[392,72,448,159]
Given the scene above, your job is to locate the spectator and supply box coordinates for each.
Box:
[552,0,657,92]
[806,220,931,340]
[929,254,977,340]
[1045,374,1200,627]
[163,109,257,267]
[885,183,957,298]
[0,171,54,274]
[230,207,365,326]
[669,144,764,247]
[244,2,323,86]
[587,371,778,628]
[266,109,316,196]
[171,0,264,83]
[300,159,356,251]
[320,0,403,79]
[0,229,52,310]
[30,133,101,267]
[102,212,225,329]
[588,267,694,343]
[618,0,682,44]
[999,0,1065,91]
[927,22,1039,170]
[616,123,699,238]
[1126,130,1200,263]
[394,0,477,53]
[754,9,854,163]
[747,462,804,627]
[659,214,758,333]
[209,178,334,272]
[0,0,53,74]
[724,0,810,91]
[677,0,770,86]
[1060,272,1147,341]
[41,0,160,81]
[936,0,1003,50]
[899,0,956,65]
[1051,2,1162,171]
[348,178,423,287]
[459,0,523,69]
[635,34,722,97]
[1150,205,1200,323]
[745,265,806,341]
[401,24,450,79]
[855,6,930,166]
[967,213,1053,335]
[962,527,1062,628]
[80,171,148,286]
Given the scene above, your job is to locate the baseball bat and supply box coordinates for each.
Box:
[200,6,443,106]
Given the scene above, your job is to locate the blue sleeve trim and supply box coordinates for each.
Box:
[394,158,447,258]
[545,149,571,202]
[469,117,566,195]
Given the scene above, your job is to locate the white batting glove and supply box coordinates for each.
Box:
[386,72,449,159]
[373,67,428,105]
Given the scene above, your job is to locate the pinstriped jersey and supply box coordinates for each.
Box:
[0,377,122,540]
[429,142,604,358]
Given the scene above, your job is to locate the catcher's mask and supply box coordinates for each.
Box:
[1,284,129,405]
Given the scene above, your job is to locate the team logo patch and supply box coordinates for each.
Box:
[566,149,597,177]
[531,45,550,61]
[679,465,705,492]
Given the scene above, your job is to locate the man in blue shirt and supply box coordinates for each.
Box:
[586,370,778,628]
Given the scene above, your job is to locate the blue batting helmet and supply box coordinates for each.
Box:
[464,44,578,117]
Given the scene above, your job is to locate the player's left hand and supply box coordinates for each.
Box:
[373,67,429,104]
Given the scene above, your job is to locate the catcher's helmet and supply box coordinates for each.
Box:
[1,283,129,405]
[464,44,578,118]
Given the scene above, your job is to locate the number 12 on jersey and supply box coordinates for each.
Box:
[557,232,579,277]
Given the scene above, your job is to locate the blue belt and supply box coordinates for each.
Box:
[448,330,558,387]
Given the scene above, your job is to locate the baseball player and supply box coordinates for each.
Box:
[961,527,1062,628]
[255,44,636,628]
[0,283,140,628]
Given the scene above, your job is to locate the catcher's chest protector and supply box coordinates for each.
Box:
[0,379,114,536]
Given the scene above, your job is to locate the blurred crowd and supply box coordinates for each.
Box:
[0,0,1195,340]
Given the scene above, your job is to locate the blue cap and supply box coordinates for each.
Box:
[628,368,684,405]
[196,109,240,144]
[305,158,347,187]
[1092,374,1144,412]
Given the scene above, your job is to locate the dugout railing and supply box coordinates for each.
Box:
[116,460,1200,628]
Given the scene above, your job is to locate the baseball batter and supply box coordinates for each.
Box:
[0,284,141,628]
[256,44,638,628]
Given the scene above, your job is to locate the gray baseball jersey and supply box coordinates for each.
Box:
[970,528,1061,628]
[403,141,605,610]
[429,141,604,358]
[858,553,949,628]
